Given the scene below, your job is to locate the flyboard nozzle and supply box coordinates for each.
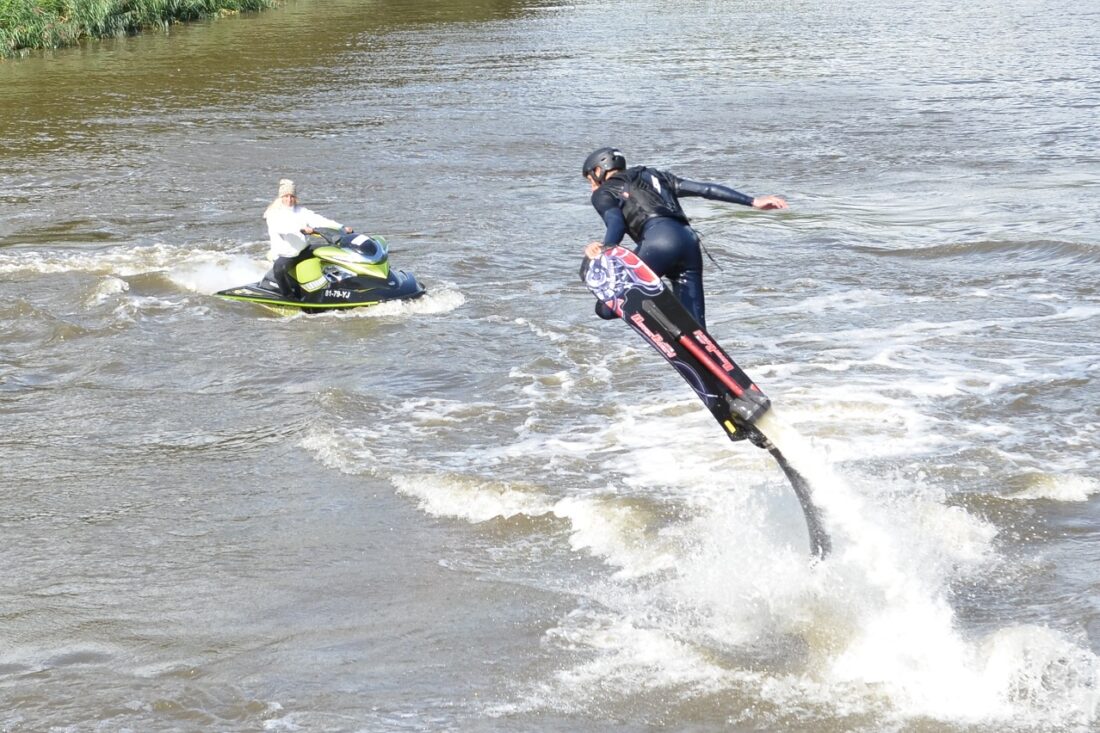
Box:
[730,388,771,425]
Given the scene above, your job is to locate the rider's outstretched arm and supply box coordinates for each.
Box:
[676,178,788,210]
[675,178,755,207]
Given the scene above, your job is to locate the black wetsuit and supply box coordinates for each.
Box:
[590,166,755,329]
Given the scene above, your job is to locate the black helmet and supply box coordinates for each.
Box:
[582,147,626,184]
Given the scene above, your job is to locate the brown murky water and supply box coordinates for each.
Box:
[2,0,1099,730]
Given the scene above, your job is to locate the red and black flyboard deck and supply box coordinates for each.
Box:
[582,246,831,558]
[582,247,770,442]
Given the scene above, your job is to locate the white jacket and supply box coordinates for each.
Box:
[264,204,343,260]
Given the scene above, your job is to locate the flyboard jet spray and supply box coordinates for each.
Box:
[582,246,831,559]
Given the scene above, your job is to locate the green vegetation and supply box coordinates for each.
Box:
[0,0,274,58]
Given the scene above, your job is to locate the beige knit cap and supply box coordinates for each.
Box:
[278,179,296,197]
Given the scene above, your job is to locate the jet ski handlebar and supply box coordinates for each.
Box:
[302,226,352,245]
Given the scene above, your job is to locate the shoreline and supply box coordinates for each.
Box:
[0,0,276,59]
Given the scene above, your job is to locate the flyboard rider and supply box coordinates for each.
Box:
[581,148,788,329]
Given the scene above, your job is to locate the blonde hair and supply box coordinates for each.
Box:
[264,196,292,218]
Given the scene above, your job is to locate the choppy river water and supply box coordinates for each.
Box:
[2,0,1099,730]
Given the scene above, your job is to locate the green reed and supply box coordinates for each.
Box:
[0,0,274,58]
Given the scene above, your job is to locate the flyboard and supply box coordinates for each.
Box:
[581,246,831,559]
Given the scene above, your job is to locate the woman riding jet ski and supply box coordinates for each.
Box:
[216,179,425,313]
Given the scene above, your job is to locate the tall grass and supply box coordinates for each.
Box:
[0,0,275,58]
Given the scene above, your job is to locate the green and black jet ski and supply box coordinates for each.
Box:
[216,228,425,313]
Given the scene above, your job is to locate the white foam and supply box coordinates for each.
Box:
[0,242,230,277]
[1008,473,1100,502]
[392,473,555,524]
[166,255,268,295]
[301,429,387,476]
[326,286,465,318]
[553,495,682,578]
[87,276,130,306]
[533,612,738,709]
[389,473,679,578]
[826,616,1100,725]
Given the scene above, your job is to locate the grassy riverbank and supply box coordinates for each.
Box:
[0,0,275,58]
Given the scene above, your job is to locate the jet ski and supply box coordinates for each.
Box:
[216,228,425,313]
